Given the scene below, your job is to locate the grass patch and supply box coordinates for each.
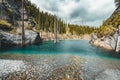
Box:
[0,19,14,31]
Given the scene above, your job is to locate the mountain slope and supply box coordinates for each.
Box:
[102,7,120,28]
[96,6,120,38]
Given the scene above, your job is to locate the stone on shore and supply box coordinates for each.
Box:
[92,38,113,50]
[0,55,83,80]
[0,30,42,47]
[0,59,26,78]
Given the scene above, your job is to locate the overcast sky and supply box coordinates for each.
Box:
[30,0,116,27]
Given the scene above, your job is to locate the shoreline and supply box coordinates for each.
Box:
[81,56,120,80]
[43,38,90,42]
[0,54,83,80]
[1,54,120,80]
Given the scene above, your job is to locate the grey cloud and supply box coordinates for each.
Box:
[60,0,65,2]
[74,0,80,2]
[45,4,59,12]
[70,7,88,20]
[30,0,115,27]
[83,11,112,22]
[41,1,59,12]
[70,6,111,23]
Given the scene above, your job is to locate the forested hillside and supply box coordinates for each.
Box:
[68,24,95,35]
[96,0,120,38]
[0,0,95,37]
[0,0,66,34]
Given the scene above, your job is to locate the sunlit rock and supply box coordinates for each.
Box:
[0,30,42,48]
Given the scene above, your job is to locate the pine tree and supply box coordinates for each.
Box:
[115,0,120,8]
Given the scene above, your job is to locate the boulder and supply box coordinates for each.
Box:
[0,30,42,48]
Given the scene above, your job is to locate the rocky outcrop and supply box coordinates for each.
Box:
[0,30,42,48]
[0,0,21,23]
[92,38,113,50]
[91,35,120,52]
[24,30,42,45]
[91,28,120,52]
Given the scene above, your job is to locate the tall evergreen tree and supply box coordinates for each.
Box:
[115,0,120,8]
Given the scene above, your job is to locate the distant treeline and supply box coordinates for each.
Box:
[68,24,96,35]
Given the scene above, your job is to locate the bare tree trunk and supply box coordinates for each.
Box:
[115,25,120,52]
[57,19,59,42]
[21,0,25,47]
[54,16,57,43]
[0,0,3,19]
[0,33,1,49]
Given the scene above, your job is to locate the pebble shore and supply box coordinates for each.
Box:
[1,54,120,80]
[0,54,83,80]
[81,56,120,80]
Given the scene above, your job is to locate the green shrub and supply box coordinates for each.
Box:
[0,20,14,31]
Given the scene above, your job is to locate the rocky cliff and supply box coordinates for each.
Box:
[91,6,120,52]
[0,0,42,48]
[0,0,21,24]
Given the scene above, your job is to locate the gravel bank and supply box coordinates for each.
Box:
[1,54,120,80]
[81,56,120,80]
[0,60,26,78]
[0,54,83,80]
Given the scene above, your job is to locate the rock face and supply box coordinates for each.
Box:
[0,0,21,23]
[24,30,42,45]
[90,31,120,51]
[92,38,114,50]
[90,33,98,44]
[116,36,120,52]
[0,30,42,48]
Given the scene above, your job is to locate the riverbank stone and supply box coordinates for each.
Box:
[0,30,42,48]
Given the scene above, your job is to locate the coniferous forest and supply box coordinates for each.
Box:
[0,0,120,80]
[0,0,95,36]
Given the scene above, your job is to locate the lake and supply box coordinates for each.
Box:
[0,40,119,59]
[0,40,120,80]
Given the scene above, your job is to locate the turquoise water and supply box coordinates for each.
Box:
[0,40,120,59]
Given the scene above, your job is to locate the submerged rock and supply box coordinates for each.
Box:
[95,69,120,80]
